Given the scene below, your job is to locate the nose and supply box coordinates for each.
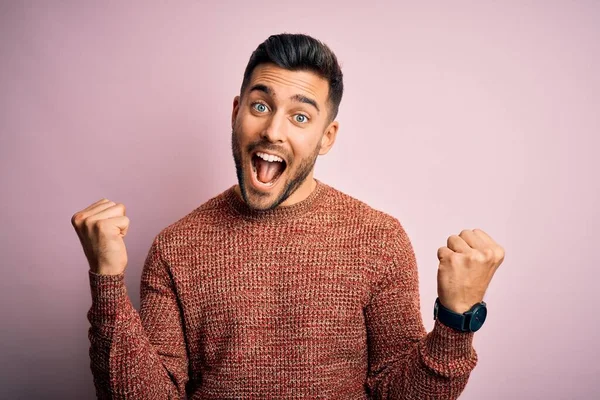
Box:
[261,110,287,143]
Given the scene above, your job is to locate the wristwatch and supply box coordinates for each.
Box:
[433,297,487,332]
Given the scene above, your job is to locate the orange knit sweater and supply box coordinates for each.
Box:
[87,179,478,399]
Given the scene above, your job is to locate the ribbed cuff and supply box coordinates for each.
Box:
[88,270,127,314]
[418,320,478,378]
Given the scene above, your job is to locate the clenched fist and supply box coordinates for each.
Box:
[437,229,505,314]
[71,198,130,276]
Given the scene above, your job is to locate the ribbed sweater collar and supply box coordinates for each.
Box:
[224,178,327,222]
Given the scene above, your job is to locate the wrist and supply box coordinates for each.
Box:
[92,263,127,276]
[434,297,488,333]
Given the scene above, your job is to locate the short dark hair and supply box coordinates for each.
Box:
[240,33,344,122]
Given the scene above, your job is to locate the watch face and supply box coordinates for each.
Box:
[469,305,487,332]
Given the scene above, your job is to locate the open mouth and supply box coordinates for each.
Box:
[250,151,287,189]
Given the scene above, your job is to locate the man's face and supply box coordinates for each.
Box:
[231,63,339,211]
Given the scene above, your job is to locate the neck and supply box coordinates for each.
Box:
[280,176,317,207]
[226,177,326,222]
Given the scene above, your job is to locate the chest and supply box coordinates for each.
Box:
[173,224,377,333]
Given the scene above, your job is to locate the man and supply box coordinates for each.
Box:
[72,33,505,399]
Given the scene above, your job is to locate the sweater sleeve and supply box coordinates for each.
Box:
[364,219,478,399]
[87,236,189,399]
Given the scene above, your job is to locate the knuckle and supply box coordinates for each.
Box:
[83,217,94,230]
[94,219,108,233]
[71,212,82,226]
[495,246,505,262]
[470,251,485,264]
[459,229,471,237]
[484,248,495,259]
[437,246,448,259]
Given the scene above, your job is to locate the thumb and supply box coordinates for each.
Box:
[109,215,130,237]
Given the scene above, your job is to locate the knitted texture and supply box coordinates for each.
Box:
[87,179,478,399]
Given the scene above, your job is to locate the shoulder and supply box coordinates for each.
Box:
[321,183,415,263]
[322,183,406,236]
[152,186,233,249]
[323,184,416,286]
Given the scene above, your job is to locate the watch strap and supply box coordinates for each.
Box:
[435,298,468,332]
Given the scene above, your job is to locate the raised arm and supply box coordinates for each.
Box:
[364,219,478,399]
[73,199,189,399]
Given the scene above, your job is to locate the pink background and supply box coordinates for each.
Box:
[1,1,598,398]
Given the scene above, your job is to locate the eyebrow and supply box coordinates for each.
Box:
[249,83,320,113]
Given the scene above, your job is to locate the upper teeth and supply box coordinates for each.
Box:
[256,152,283,163]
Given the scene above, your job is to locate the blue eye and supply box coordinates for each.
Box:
[295,114,308,123]
[253,103,268,113]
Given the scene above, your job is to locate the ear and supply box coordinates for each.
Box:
[318,120,339,155]
[231,95,241,129]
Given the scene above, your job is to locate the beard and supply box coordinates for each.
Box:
[231,128,321,211]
